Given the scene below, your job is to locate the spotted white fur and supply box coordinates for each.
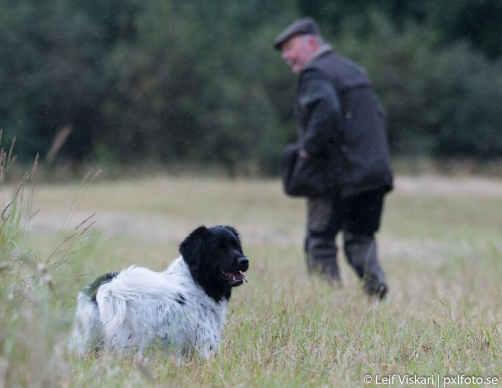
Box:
[69,257,228,359]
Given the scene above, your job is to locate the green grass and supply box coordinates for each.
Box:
[1,175,501,387]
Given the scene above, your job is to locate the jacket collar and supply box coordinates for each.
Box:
[305,43,332,67]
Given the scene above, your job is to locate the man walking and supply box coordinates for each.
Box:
[274,17,393,298]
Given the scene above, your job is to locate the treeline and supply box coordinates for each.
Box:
[1,0,502,174]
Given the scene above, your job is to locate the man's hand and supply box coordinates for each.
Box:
[298,149,310,159]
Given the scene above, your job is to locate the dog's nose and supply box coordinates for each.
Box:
[237,256,249,272]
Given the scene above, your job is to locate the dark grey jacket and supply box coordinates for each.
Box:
[296,50,393,197]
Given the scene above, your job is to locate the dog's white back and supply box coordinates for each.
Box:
[69,257,228,358]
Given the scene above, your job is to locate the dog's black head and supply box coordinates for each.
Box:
[179,225,249,302]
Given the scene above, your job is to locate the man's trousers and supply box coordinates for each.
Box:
[305,189,387,294]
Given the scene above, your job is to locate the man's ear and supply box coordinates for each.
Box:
[179,226,209,269]
[307,35,320,50]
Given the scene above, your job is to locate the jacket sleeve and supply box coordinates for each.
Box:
[297,69,341,156]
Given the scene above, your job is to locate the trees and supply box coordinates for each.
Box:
[1,0,501,173]
[0,0,132,161]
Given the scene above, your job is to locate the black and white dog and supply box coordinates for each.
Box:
[69,225,249,359]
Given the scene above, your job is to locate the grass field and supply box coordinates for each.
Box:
[1,175,501,387]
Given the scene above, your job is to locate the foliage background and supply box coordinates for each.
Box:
[2,0,502,174]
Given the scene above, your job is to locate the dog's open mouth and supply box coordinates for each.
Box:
[222,271,247,286]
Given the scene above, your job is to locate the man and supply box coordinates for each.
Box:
[274,17,393,299]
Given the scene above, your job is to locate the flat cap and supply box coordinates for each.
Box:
[273,17,321,50]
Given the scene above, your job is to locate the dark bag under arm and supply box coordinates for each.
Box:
[280,143,330,197]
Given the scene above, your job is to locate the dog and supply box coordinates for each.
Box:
[68,225,249,359]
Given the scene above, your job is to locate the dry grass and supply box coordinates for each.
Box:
[1,174,501,387]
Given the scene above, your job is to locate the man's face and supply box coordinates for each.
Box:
[280,35,319,74]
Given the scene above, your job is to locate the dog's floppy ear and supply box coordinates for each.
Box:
[223,225,240,242]
[180,225,210,269]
